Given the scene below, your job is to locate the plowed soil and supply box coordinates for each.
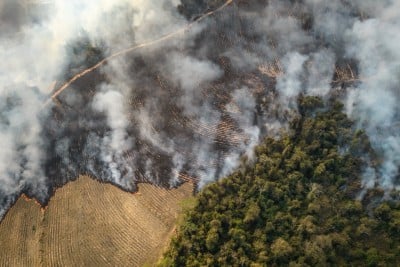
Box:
[0,176,193,267]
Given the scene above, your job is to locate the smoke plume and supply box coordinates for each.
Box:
[0,0,399,218]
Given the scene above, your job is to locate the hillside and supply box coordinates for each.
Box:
[0,176,193,267]
[161,97,400,266]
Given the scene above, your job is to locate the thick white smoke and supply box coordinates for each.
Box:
[92,86,134,189]
[0,0,400,218]
[0,0,189,217]
[344,1,400,191]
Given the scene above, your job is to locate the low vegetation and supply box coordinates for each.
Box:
[161,96,400,266]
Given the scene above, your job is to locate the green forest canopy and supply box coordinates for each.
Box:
[160,96,400,267]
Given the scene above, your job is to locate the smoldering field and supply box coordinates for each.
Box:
[0,0,399,218]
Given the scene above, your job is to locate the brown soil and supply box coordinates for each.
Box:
[0,175,193,267]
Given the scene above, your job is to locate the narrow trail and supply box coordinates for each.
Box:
[44,0,233,107]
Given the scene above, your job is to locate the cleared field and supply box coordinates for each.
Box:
[0,176,193,267]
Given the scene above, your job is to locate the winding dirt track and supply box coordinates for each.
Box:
[44,0,233,107]
[0,176,193,267]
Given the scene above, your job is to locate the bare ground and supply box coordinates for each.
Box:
[0,175,193,267]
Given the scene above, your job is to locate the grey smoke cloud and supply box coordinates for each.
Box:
[0,0,400,218]
[92,85,134,188]
[305,49,336,97]
[344,1,400,191]
[277,52,309,100]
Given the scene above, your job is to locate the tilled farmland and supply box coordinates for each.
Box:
[0,176,192,266]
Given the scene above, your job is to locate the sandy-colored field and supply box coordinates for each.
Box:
[0,176,193,267]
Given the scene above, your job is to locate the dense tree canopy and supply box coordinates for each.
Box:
[160,97,400,266]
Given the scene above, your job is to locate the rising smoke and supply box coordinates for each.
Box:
[0,0,399,218]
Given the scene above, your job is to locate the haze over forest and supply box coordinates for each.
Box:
[1,0,400,266]
[0,0,399,221]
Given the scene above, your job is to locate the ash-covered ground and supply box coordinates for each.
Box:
[0,0,399,218]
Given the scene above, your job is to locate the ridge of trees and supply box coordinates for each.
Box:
[160,96,400,266]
